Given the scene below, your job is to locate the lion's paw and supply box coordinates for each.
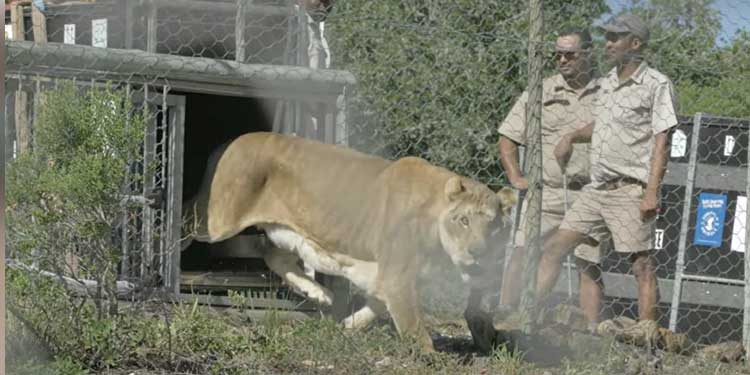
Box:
[306,286,334,306]
[342,315,368,330]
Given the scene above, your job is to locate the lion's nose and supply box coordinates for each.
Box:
[462,263,483,277]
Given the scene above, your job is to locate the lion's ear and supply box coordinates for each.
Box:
[496,187,517,217]
[444,177,466,201]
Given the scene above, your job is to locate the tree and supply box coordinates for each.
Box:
[677,30,750,117]
[617,0,723,86]
[327,0,609,186]
[615,1,750,118]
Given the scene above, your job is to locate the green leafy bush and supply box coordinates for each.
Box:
[6,81,146,372]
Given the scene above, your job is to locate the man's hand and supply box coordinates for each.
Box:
[640,191,659,221]
[554,134,574,171]
[509,175,529,190]
[499,136,528,191]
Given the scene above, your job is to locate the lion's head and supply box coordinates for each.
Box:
[438,177,516,281]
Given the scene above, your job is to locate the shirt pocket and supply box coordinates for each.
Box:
[541,97,570,134]
[617,94,652,128]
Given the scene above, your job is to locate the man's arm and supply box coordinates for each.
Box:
[554,121,594,169]
[568,122,595,143]
[498,136,528,190]
[640,131,668,220]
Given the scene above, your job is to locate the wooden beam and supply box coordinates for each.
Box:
[10,1,31,154]
[13,86,29,154]
[664,162,747,192]
[7,259,136,299]
[235,0,248,63]
[146,0,157,53]
[155,0,293,17]
[181,271,276,288]
[5,41,356,95]
[124,0,134,49]
[175,293,319,312]
[10,2,25,41]
[30,3,46,43]
[555,269,745,310]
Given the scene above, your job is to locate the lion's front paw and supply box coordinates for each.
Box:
[306,286,334,306]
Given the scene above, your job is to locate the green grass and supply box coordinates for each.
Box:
[9,299,747,375]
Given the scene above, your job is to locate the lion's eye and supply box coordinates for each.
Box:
[459,216,470,227]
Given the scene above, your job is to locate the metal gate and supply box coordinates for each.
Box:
[122,86,185,294]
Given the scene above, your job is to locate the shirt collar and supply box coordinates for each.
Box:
[552,73,601,96]
[606,61,649,87]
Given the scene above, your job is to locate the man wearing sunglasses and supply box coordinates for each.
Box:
[536,14,678,328]
[497,28,601,314]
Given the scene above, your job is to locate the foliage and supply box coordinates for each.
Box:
[327,0,609,186]
[606,0,750,118]
[328,0,750,189]
[674,28,750,118]
[7,81,145,290]
[623,0,723,85]
[6,81,147,372]
[7,287,261,374]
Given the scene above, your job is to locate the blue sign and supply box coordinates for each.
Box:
[693,193,727,247]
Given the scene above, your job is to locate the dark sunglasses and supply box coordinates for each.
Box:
[553,50,585,61]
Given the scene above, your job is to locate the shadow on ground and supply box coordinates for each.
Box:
[6,309,57,374]
[431,328,579,368]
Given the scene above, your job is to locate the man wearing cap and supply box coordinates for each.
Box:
[534,14,678,326]
[497,28,601,311]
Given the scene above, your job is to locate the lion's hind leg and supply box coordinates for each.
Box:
[262,249,334,306]
[325,254,385,329]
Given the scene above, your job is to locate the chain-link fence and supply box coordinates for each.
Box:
[4,0,354,315]
[4,0,750,362]
[326,0,750,354]
[332,1,748,356]
[663,114,749,346]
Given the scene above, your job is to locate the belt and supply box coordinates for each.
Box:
[598,176,646,191]
[565,179,586,191]
[549,178,587,191]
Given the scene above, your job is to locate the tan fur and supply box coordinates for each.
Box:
[184,132,515,351]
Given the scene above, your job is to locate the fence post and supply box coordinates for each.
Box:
[235,0,249,63]
[146,0,158,53]
[166,95,186,295]
[11,3,30,155]
[744,119,750,362]
[518,0,544,334]
[0,18,6,374]
[669,113,703,332]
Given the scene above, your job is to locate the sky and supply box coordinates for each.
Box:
[605,0,750,45]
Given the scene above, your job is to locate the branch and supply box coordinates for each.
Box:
[6,258,135,299]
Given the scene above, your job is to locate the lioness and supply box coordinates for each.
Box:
[183,132,514,351]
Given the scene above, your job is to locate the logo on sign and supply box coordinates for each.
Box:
[700,211,719,237]
[693,193,727,248]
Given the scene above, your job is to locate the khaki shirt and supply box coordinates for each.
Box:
[590,62,678,186]
[498,74,599,188]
